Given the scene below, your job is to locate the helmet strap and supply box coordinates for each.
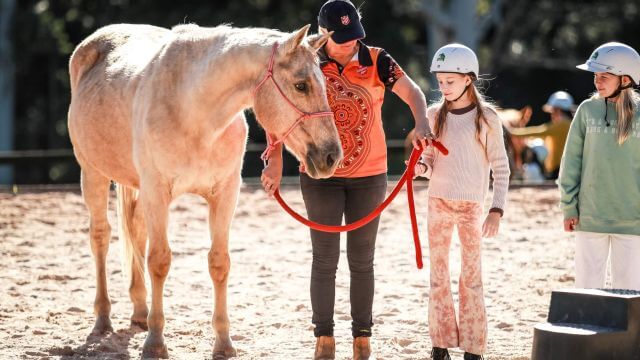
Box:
[453,84,470,102]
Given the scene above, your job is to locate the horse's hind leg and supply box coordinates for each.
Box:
[118,185,149,330]
[81,168,113,335]
[205,176,240,358]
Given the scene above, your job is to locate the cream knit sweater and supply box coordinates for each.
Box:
[420,104,510,211]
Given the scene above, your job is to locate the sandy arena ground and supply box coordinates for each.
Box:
[0,183,576,359]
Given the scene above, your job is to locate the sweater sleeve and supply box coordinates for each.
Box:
[419,146,435,178]
[558,103,586,219]
[486,110,511,210]
[418,105,439,178]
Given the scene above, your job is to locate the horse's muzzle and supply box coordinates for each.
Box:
[305,141,343,179]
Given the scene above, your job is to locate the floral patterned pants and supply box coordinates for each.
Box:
[427,197,487,355]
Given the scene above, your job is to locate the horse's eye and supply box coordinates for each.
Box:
[295,82,307,92]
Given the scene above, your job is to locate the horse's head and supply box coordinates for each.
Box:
[253,25,342,179]
[499,106,533,129]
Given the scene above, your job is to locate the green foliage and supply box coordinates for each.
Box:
[9,0,640,182]
[11,0,428,182]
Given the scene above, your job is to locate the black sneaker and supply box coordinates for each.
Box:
[430,347,451,360]
[463,352,484,360]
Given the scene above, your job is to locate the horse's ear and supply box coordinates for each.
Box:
[283,24,311,54]
[307,32,333,52]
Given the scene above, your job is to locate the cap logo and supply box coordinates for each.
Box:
[437,53,446,62]
[591,51,599,60]
[341,15,350,25]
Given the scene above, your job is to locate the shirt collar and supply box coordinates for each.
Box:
[449,103,477,115]
[319,41,373,68]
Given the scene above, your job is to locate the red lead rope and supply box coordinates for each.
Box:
[273,140,449,269]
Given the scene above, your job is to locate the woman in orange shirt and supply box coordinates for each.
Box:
[262,1,431,358]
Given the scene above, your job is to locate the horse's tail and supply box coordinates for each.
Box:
[116,184,144,284]
[68,39,101,96]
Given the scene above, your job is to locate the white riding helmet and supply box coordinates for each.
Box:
[430,44,479,79]
[542,91,576,113]
[576,42,640,85]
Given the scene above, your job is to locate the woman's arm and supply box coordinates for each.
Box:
[509,123,553,137]
[392,76,433,149]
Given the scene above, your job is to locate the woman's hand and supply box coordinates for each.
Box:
[482,212,501,237]
[564,217,579,232]
[261,156,283,197]
[412,123,434,150]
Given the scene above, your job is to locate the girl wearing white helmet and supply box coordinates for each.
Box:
[559,42,640,291]
[413,43,510,360]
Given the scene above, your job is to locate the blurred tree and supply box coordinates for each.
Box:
[417,0,503,97]
[10,0,427,183]
[486,0,640,73]
[7,0,640,183]
[482,0,640,124]
[386,2,499,83]
[0,0,15,184]
[398,0,639,122]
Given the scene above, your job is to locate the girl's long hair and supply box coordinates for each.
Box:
[591,77,640,145]
[433,74,496,148]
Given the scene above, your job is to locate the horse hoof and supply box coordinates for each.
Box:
[131,318,148,331]
[142,337,168,359]
[213,349,237,360]
[91,315,113,335]
[213,338,236,359]
[141,344,168,359]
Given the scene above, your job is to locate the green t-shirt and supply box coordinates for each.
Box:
[559,97,640,236]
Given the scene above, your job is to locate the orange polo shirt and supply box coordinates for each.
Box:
[319,42,405,178]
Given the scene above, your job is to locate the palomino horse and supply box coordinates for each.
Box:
[68,23,342,358]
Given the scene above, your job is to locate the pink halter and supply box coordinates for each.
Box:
[252,42,334,163]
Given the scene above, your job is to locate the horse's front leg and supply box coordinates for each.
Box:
[205,176,241,359]
[139,181,172,359]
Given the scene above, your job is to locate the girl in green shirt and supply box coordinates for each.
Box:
[559,42,640,290]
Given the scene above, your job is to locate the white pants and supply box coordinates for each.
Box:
[575,231,640,290]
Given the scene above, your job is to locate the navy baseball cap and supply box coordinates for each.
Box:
[318,0,365,44]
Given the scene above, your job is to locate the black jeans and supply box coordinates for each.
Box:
[300,172,387,338]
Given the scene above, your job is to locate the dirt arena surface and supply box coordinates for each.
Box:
[0,183,574,359]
